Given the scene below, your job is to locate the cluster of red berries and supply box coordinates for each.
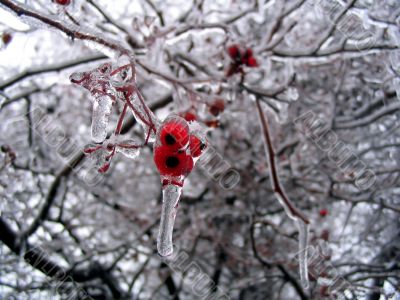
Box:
[226,44,258,77]
[153,116,206,185]
[180,98,225,129]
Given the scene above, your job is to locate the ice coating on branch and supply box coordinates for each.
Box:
[296,218,310,289]
[0,1,124,59]
[127,92,158,143]
[274,193,297,221]
[82,38,120,59]
[275,192,310,288]
[70,63,114,98]
[70,58,158,145]
[83,136,141,173]
[109,55,135,85]
[0,1,65,31]
[92,96,113,143]
[115,139,140,159]
[85,143,108,170]
[110,55,158,142]
[114,58,157,143]
[157,184,182,256]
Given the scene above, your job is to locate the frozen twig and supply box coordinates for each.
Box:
[255,98,310,290]
[255,99,309,224]
[0,54,107,90]
[86,0,129,34]
[0,0,129,56]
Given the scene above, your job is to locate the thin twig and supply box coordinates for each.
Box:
[0,55,107,90]
[86,0,130,34]
[0,0,129,55]
[255,98,309,224]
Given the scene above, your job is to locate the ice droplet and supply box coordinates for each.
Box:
[296,218,310,290]
[91,96,113,143]
[157,184,182,257]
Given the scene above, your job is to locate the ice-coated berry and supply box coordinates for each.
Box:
[189,135,206,158]
[159,117,189,150]
[154,146,193,177]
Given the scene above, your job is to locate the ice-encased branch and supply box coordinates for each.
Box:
[256,98,310,290]
[296,218,310,289]
[0,0,130,58]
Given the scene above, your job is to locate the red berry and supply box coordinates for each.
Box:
[2,32,12,46]
[189,135,207,158]
[319,209,328,217]
[159,118,189,150]
[154,146,193,177]
[209,99,225,116]
[244,48,253,58]
[246,56,258,67]
[240,47,258,67]
[182,111,197,122]
[241,48,251,64]
[205,120,220,128]
[54,0,71,5]
[227,44,241,61]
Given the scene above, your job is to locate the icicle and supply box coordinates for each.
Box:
[296,218,310,290]
[157,184,182,257]
[91,96,113,143]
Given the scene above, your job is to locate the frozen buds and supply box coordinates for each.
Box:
[226,44,258,77]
